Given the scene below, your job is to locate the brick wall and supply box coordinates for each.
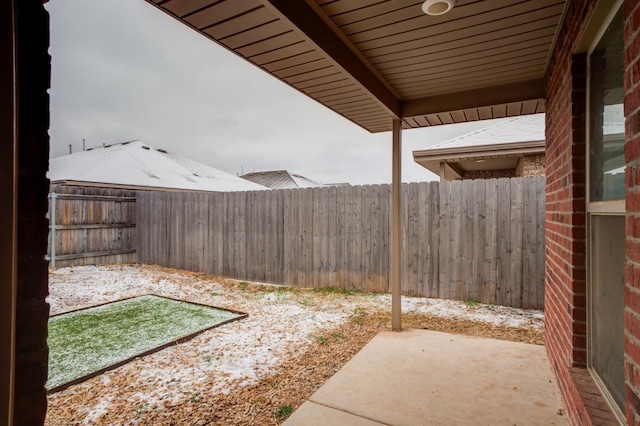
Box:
[625,1,640,423]
[544,0,592,424]
[457,154,545,181]
[13,1,50,424]
[460,168,515,180]
[545,1,640,424]
[516,154,545,177]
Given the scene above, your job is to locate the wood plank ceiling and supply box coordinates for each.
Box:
[147,0,565,133]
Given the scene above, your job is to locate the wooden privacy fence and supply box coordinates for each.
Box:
[137,177,545,309]
[48,185,137,267]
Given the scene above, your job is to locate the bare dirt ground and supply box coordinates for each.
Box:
[45,264,543,425]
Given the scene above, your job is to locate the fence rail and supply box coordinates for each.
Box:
[48,185,137,267]
[137,177,545,309]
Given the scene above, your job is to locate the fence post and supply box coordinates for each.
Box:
[49,192,56,269]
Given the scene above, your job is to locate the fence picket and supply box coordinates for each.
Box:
[438,181,451,300]
[47,185,137,267]
[51,177,546,309]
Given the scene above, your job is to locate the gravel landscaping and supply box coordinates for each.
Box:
[45,264,544,425]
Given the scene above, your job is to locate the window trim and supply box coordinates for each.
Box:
[585,0,625,210]
[584,1,626,423]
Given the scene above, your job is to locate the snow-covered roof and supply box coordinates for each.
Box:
[423,107,623,153]
[240,170,323,189]
[424,114,545,152]
[48,140,268,192]
[413,114,547,180]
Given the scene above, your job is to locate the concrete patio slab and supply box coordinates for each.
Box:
[288,401,386,425]
[285,329,567,426]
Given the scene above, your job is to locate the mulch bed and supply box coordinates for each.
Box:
[45,308,543,425]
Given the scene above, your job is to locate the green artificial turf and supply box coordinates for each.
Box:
[47,295,241,390]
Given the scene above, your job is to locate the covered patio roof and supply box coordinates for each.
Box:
[143,0,567,331]
[145,0,564,133]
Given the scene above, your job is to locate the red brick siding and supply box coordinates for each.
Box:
[544,0,594,424]
[625,0,640,423]
[13,1,51,424]
[546,0,640,424]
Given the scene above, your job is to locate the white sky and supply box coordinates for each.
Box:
[46,0,495,185]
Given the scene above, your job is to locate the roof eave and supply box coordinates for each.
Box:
[413,140,546,162]
[401,80,546,119]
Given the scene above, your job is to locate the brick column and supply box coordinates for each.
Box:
[624,1,640,423]
[543,1,592,423]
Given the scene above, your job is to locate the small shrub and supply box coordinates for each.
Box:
[275,404,294,419]
[309,335,328,344]
[134,403,149,416]
[351,307,368,325]
[464,299,480,307]
[353,307,367,316]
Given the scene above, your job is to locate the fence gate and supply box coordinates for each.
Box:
[48,192,137,268]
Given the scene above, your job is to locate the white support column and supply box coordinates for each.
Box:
[391,119,402,331]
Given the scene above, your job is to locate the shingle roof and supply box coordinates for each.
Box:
[422,107,623,153]
[48,140,268,192]
[240,170,322,189]
[423,114,545,152]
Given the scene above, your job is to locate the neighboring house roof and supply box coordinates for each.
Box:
[413,114,546,179]
[48,140,268,192]
[240,170,323,189]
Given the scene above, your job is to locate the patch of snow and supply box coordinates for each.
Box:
[47,264,544,420]
[82,395,112,423]
[397,295,544,329]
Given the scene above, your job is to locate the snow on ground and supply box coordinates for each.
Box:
[47,264,544,416]
[395,295,544,328]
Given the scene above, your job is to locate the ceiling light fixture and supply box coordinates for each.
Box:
[422,0,456,16]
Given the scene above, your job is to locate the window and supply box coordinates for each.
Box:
[587,5,625,420]
[588,7,625,203]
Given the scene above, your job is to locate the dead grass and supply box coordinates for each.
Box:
[46,310,542,426]
[45,265,544,425]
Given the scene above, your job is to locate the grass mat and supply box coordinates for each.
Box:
[47,295,241,390]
